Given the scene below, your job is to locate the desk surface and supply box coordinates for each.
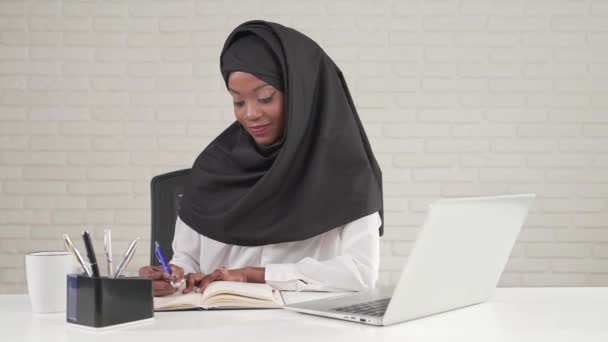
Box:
[3,288,607,342]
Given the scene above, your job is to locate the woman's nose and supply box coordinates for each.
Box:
[244,104,262,120]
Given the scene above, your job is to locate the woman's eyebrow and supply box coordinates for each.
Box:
[254,84,272,92]
[229,84,271,95]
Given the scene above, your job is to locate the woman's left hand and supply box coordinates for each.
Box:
[185,267,265,294]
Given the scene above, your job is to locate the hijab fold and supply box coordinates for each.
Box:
[179,20,383,246]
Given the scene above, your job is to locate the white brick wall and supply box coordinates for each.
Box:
[1,0,607,293]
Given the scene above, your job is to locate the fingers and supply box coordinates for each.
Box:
[183,273,195,294]
[183,273,204,294]
[197,269,224,294]
[142,265,189,296]
[139,265,167,280]
[169,264,185,282]
[153,280,177,297]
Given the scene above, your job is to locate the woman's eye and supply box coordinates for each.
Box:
[233,101,244,107]
[258,96,273,104]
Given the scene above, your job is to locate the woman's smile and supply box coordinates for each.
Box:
[247,124,272,137]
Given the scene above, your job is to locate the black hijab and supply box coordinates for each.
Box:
[179,20,383,246]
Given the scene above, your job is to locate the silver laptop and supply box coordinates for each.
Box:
[285,194,536,326]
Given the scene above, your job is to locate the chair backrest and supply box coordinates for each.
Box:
[149,168,191,266]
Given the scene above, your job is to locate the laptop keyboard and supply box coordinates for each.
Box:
[331,298,391,317]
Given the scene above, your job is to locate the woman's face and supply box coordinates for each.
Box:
[228,71,285,145]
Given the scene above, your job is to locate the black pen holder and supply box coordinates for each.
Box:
[66,274,154,328]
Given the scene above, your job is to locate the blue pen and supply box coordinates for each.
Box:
[155,241,184,288]
[154,241,171,275]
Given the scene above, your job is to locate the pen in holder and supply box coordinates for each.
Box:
[66,274,154,329]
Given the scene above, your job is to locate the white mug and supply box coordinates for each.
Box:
[25,251,76,314]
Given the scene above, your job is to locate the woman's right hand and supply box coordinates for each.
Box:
[138,264,185,297]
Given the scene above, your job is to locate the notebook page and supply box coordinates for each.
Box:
[154,291,203,310]
[201,281,282,304]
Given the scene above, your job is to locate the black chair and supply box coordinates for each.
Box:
[149,168,191,266]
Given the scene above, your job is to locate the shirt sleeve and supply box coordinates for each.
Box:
[169,215,202,274]
[264,212,381,292]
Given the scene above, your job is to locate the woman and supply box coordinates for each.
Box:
[139,20,384,296]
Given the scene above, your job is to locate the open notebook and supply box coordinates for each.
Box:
[154,281,285,311]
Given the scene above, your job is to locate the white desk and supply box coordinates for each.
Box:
[3,288,607,342]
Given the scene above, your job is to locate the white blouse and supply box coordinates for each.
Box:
[170,212,381,292]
